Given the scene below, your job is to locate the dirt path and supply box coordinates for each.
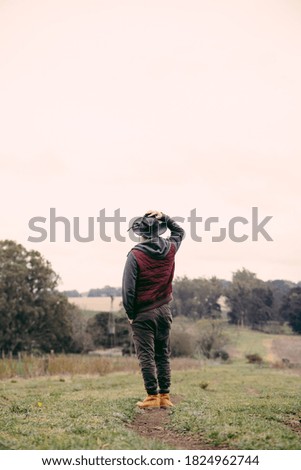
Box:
[128,395,228,450]
[263,338,278,362]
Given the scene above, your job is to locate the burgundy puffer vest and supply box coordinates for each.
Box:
[132,243,176,313]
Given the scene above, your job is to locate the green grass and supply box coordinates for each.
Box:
[170,363,301,449]
[224,324,282,361]
[1,327,301,450]
[0,373,166,450]
[0,362,300,450]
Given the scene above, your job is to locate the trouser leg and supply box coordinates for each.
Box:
[132,315,158,395]
[155,330,171,394]
[155,304,172,394]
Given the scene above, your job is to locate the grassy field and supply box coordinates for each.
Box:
[69,296,123,312]
[0,327,301,450]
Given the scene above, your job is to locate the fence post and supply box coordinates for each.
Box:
[43,355,49,375]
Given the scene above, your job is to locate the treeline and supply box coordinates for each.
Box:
[0,240,79,355]
[86,286,122,297]
[172,270,301,333]
[0,241,128,356]
[1,240,301,357]
[61,287,122,297]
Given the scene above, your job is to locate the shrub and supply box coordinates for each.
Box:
[213,349,229,361]
[86,312,130,349]
[170,327,196,357]
[199,381,209,389]
[245,353,263,364]
[195,320,229,359]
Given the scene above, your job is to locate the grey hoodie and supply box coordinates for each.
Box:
[122,214,185,319]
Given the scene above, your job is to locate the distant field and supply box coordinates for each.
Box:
[69,296,123,312]
[271,335,301,365]
[224,324,301,366]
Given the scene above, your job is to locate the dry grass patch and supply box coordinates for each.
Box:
[271,336,301,365]
[0,354,204,380]
[0,355,139,380]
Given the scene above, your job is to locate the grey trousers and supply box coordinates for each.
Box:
[131,303,172,395]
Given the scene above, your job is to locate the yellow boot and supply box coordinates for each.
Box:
[136,394,160,409]
[160,393,174,409]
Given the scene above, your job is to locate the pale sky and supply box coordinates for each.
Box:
[0,0,300,291]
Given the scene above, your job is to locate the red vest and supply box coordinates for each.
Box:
[132,243,176,312]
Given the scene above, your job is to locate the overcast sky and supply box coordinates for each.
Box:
[0,0,300,291]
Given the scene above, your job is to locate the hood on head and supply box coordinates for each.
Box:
[132,237,171,259]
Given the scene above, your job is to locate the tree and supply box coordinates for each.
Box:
[61,290,81,297]
[267,279,296,322]
[68,305,94,353]
[225,268,274,328]
[86,312,130,349]
[172,276,223,319]
[248,287,274,327]
[280,287,301,334]
[87,286,122,297]
[0,240,76,354]
[172,276,199,318]
[29,291,78,353]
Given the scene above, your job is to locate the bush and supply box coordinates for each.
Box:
[195,320,229,359]
[199,381,209,389]
[245,353,263,364]
[170,327,196,357]
[70,308,94,353]
[212,349,229,361]
[86,312,130,349]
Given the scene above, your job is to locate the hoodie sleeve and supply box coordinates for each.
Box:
[162,214,185,252]
[122,251,138,320]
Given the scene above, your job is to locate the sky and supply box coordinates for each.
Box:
[0,0,300,291]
